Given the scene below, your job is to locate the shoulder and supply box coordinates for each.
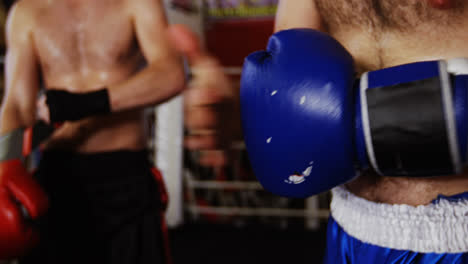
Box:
[6,0,40,36]
[275,0,323,32]
[8,0,41,17]
[125,0,165,14]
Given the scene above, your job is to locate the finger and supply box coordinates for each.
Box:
[198,150,228,167]
[184,84,228,107]
[36,96,51,124]
[185,106,220,130]
[185,133,223,150]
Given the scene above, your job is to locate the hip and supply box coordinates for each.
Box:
[346,170,468,206]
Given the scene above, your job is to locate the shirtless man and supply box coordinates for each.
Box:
[274,0,468,263]
[1,0,185,263]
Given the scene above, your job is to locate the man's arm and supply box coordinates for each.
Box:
[0,8,49,258]
[274,0,325,32]
[44,0,185,123]
[107,0,185,112]
[1,3,40,133]
[168,24,240,166]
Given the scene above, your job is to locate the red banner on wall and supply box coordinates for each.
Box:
[203,1,278,67]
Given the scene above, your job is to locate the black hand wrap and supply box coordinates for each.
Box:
[46,89,111,123]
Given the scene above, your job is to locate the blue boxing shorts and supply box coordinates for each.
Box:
[324,186,468,264]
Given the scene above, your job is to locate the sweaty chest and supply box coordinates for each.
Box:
[314,0,443,30]
[32,2,138,75]
[315,0,467,72]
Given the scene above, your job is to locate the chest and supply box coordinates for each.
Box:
[32,0,137,67]
[315,0,460,31]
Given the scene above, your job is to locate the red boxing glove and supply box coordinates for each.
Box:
[0,159,49,260]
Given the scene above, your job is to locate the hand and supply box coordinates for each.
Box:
[168,25,242,167]
[36,93,51,124]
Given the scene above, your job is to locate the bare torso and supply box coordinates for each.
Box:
[315,0,468,205]
[29,0,147,152]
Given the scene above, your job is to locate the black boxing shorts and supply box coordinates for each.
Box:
[19,150,168,264]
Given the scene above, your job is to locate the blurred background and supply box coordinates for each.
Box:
[0,1,330,263]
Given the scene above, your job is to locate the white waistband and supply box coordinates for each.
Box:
[331,186,468,253]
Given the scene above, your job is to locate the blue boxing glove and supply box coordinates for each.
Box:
[241,28,468,198]
[240,29,357,198]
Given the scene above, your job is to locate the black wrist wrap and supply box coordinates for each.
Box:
[46,89,111,123]
[361,60,462,177]
[366,77,452,176]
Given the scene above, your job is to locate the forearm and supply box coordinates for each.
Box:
[0,103,36,134]
[108,58,185,112]
[45,58,185,123]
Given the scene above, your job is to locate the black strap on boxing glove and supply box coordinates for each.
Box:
[359,59,466,177]
[45,89,111,123]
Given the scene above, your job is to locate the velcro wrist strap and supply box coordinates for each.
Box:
[0,122,55,162]
[359,59,466,176]
[46,88,111,123]
[0,128,25,162]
